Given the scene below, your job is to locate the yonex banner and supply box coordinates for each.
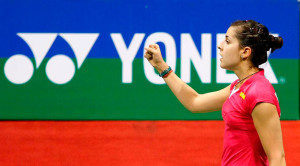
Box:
[0,0,299,119]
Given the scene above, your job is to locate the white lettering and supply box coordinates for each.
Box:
[181,33,212,83]
[111,33,145,83]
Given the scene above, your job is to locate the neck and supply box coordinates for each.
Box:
[232,65,260,88]
[234,67,259,80]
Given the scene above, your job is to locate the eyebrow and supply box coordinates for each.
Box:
[225,35,231,39]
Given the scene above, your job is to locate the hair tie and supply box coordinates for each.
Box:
[257,27,262,34]
[250,27,254,33]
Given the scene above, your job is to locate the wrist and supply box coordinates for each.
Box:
[161,68,173,78]
[156,63,169,73]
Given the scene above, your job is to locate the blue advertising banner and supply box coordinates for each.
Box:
[0,0,299,120]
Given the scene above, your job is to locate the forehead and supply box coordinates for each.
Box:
[226,26,237,40]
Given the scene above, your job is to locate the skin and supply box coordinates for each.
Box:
[144,26,286,166]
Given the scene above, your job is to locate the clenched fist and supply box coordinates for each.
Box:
[144,44,169,73]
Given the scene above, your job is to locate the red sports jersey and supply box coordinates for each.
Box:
[221,69,280,166]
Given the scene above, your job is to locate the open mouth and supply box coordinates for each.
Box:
[220,54,223,61]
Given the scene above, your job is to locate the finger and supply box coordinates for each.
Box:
[144,53,153,60]
[144,50,153,57]
[145,52,153,57]
[144,47,155,53]
[149,44,155,48]
[153,44,159,49]
[144,54,150,59]
[144,52,149,57]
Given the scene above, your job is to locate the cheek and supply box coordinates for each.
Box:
[222,45,240,66]
[225,44,240,57]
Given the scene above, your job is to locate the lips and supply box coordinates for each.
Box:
[220,54,223,61]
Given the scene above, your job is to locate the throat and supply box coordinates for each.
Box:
[234,70,260,88]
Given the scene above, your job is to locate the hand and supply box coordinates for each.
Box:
[144,44,169,73]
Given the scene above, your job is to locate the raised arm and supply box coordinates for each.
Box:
[144,44,230,113]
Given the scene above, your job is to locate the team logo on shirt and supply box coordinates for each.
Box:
[240,92,246,100]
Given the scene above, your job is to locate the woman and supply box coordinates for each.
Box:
[144,20,286,166]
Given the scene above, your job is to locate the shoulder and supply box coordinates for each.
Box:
[246,76,275,97]
[244,76,280,115]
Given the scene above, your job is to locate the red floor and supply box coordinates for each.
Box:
[0,121,298,166]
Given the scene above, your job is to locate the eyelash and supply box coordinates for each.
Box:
[225,40,229,43]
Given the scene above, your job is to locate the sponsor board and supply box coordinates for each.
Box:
[0,0,298,119]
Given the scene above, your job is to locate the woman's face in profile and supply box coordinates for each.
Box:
[218,26,243,70]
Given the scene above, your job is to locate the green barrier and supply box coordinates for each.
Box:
[0,58,298,120]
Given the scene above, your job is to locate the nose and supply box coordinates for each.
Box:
[217,41,224,51]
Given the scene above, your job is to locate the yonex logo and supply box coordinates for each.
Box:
[4,33,99,84]
[4,32,279,85]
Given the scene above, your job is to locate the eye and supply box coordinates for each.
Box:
[225,40,230,44]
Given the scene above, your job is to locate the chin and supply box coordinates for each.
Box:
[220,63,227,69]
[220,62,234,70]
[220,64,232,71]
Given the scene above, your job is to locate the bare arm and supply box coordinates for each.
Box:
[252,103,286,166]
[163,72,230,112]
[144,44,230,113]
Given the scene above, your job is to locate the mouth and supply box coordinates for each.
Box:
[220,54,223,61]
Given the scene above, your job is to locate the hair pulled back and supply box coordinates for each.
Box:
[231,20,283,67]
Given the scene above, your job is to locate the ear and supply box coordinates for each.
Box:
[240,46,252,60]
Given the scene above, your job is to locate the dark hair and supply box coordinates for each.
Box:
[231,20,283,67]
